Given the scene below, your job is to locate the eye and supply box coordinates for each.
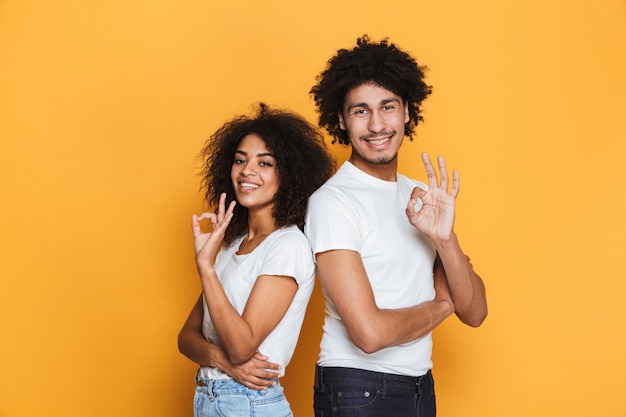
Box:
[233,158,246,165]
[382,104,395,111]
[351,108,369,117]
[259,161,274,167]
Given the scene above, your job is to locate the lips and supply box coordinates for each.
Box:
[362,131,395,146]
[239,182,260,190]
[366,137,390,145]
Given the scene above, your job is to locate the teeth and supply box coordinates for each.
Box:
[368,138,389,145]
[240,183,260,189]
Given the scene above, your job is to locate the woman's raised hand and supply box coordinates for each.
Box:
[192,193,236,272]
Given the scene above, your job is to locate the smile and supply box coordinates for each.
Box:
[239,182,260,189]
[366,137,390,145]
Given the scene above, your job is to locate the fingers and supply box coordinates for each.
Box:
[226,200,236,218]
[421,152,460,196]
[242,376,277,390]
[251,352,281,370]
[406,186,425,216]
[217,192,226,222]
[217,193,236,223]
[437,155,449,191]
[236,353,280,390]
[451,169,460,198]
[191,193,236,236]
[421,152,438,189]
[191,213,217,237]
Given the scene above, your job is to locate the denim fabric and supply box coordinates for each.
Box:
[313,365,436,417]
[194,377,293,417]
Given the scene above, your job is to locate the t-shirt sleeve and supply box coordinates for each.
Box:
[304,186,362,255]
[258,230,315,287]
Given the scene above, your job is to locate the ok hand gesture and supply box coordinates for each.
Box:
[191,193,236,273]
[405,153,459,243]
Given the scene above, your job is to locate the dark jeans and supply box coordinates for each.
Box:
[313,365,436,417]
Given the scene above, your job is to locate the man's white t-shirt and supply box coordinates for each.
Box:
[305,161,436,377]
[199,225,315,379]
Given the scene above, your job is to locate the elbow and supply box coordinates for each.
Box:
[348,327,387,355]
[224,346,256,365]
[177,330,186,354]
[357,342,384,355]
[460,307,488,328]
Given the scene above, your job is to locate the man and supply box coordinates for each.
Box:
[304,35,488,417]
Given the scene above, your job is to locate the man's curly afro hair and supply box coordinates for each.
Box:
[310,35,433,145]
[199,103,335,245]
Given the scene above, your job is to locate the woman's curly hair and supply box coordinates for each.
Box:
[310,35,433,145]
[199,103,335,245]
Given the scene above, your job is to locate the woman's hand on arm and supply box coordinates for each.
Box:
[209,274,298,364]
[222,352,281,391]
[191,193,299,365]
[177,295,281,390]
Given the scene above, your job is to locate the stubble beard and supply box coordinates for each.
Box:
[353,136,400,166]
[368,152,398,165]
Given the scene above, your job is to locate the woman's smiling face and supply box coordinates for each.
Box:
[230,133,279,213]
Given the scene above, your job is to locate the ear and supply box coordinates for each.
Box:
[338,111,346,130]
[404,103,410,124]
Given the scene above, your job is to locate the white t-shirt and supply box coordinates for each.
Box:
[199,225,315,379]
[305,161,436,377]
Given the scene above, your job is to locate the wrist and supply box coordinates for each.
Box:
[432,232,459,251]
[197,265,217,280]
[209,343,229,371]
[436,298,455,317]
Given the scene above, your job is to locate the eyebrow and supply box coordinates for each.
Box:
[346,98,402,112]
[234,150,275,158]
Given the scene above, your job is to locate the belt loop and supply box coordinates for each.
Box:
[381,373,388,400]
[195,369,216,400]
[314,364,325,392]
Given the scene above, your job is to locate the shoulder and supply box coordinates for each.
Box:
[267,226,310,249]
[398,173,428,192]
[309,164,358,206]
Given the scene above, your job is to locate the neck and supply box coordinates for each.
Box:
[349,154,398,182]
[238,209,278,255]
[246,207,278,240]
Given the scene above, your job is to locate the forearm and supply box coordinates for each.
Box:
[317,249,455,354]
[347,298,454,354]
[177,327,229,370]
[200,269,257,364]
[434,234,487,326]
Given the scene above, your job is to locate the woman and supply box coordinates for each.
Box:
[178,103,334,417]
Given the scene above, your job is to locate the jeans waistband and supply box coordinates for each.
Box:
[314,364,433,394]
[194,368,281,394]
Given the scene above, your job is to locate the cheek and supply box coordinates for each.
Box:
[270,172,280,192]
[345,119,365,135]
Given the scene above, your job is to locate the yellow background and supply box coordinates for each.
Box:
[1,1,625,416]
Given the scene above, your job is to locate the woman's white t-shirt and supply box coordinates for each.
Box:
[199,225,315,379]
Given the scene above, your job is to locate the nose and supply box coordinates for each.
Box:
[240,162,255,177]
[367,110,385,133]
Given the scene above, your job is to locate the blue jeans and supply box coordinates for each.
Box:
[194,375,293,417]
[313,365,436,417]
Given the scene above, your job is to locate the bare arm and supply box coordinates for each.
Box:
[199,271,298,364]
[192,193,299,364]
[178,295,281,390]
[406,153,487,327]
[433,242,487,327]
[315,249,454,354]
